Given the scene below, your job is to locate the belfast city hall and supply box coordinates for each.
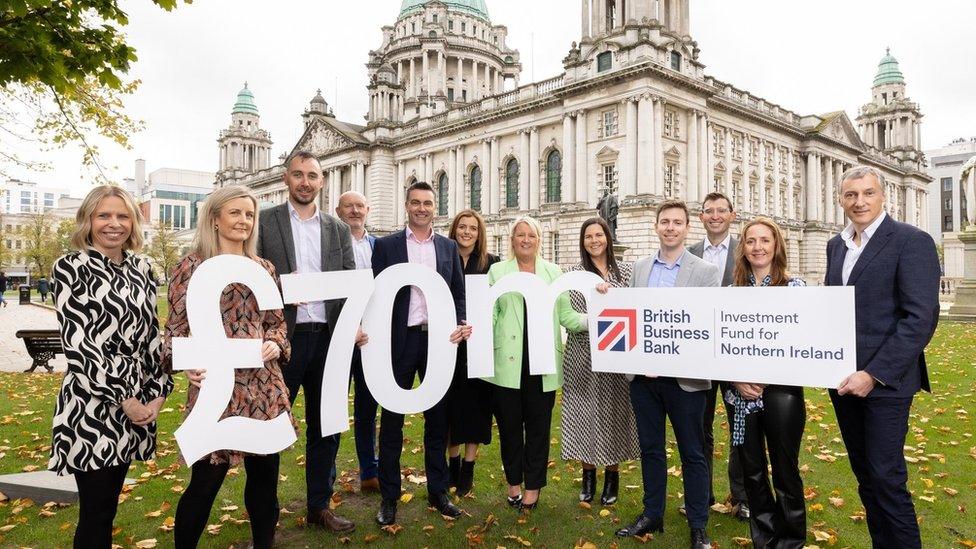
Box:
[214,0,930,282]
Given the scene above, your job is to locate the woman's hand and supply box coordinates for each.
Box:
[186,369,207,388]
[449,321,473,344]
[121,398,152,425]
[733,382,764,400]
[261,341,281,363]
[595,282,611,294]
[355,327,369,347]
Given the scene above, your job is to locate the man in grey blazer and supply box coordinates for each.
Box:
[688,192,749,521]
[616,200,719,549]
[256,150,356,533]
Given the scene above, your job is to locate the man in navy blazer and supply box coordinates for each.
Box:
[371,181,470,526]
[826,166,940,549]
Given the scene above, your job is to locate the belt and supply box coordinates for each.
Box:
[294,322,328,333]
[406,324,429,332]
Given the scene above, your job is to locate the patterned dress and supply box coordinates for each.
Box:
[161,253,293,466]
[559,261,640,465]
[49,249,173,475]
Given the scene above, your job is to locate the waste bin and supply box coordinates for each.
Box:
[19,284,30,305]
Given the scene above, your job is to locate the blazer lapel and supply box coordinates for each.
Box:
[675,250,694,287]
[318,216,331,271]
[275,205,297,272]
[724,238,737,285]
[827,239,847,286]
[847,216,895,286]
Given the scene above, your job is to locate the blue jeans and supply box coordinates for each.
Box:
[629,377,710,529]
[350,346,379,480]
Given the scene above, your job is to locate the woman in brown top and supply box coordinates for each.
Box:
[163,185,292,549]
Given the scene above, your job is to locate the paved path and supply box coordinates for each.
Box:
[0,301,67,373]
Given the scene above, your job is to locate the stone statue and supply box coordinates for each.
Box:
[597,188,619,239]
[962,155,976,228]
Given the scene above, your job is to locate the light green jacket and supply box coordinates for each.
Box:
[484,258,587,392]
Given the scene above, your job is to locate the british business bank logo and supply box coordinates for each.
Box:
[597,309,637,352]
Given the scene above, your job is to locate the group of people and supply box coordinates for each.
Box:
[48,150,940,549]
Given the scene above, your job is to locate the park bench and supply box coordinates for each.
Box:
[15,329,63,373]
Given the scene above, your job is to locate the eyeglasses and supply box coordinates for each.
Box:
[702,208,731,215]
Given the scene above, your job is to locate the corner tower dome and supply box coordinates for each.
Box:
[399,0,490,22]
[873,48,905,87]
[232,82,259,115]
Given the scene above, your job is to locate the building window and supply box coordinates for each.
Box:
[437,173,449,216]
[713,176,722,192]
[470,165,482,212]
[732,134,743,161]
[750,181,759,212]
[412,22,416,33]
[764,184,773,213]
[506,159,520,208]
[448,19,453,30]
[712,129,725,156]
[602,163,618,194]
[546,150,562,203]
[461,22,466,32]
[552,232,560,265]
[794,189,802,219]
[945,198,952,210]
[670,51,681,71]
[764,144,774,170]
[748,139,759,165]
[945,215,953,231]
[664,110,679,139]
[429,31,436,38]
[432,14,438,23]
[664,164,675,197]
[780,183,788,215]
[597,51,612,72]
[600,109,618,137]
[447,88,454,102]
[942,177,953,191]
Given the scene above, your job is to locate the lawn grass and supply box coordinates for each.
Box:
[0,322,973,548]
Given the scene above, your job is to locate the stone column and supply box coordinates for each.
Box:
[687,110,699,203]
[481,139,491,211]
[490,137,500,213]
[614,0,623,26]
[409,58,417,98]
[395,162,405,226]
[418,154,427,182]
[757,140,767,214]
[834,161,845,225]
[724,128,733,199]
[562,113,576,203]
[448,148,457,217]
[575,109,588,204]
[425,155,434,185]
[823,157,835,225]
[456,146,466,213]
[653,97,665,195]
[440,51,447,95]
[582,0,590,38]
[772,145,781,217]
[952,170,962,232]
[519,130,531,210]
[700,113,710,199]
[454,57,462,100]
[625,96,640,197]
[472,60,480,100]
[805,152,818,221]
[484,63,491,96]
[529,127,540,209]
[787,150,796,218]
[422,51,429,96]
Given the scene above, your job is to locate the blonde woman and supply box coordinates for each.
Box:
[49,185,172,548]
[486,216,587,510]
[162,186,291,549]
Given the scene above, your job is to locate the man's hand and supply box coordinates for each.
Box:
[837,371,876,397]
[356,327,369,347]
[733,382,765,400]
[449,321,473,344]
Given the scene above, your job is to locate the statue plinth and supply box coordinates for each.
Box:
[944,225,976,321]
[612,243,630,263]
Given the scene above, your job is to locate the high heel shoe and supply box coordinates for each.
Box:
[507,493,523,507]
[519,499,538,511]
[579,468,596,503]
[600,469,619,505]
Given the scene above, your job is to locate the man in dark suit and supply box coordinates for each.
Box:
[257,150,357,533]
[688,191,749,521]
[371,181,470,526]
[826,166,940,549]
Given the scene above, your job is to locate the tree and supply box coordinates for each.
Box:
[0,211,11,268]
[22,213,59,278]
[146,222,182,285]
[0,0,188,179]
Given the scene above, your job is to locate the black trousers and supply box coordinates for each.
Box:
[492,356,555,491]
[703,382,747,505]
[174,455,280,549]
[73,462,129,548]
[737,385,806,549]
[378,330,450,500]
[830,391,920,549]
[351,346,379,480]
[283,325,341,512]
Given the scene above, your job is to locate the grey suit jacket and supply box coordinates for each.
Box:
[687,236,738,287]
[630,249,721,392]
[256,203,355,338]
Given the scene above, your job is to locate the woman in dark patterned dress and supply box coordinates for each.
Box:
[50,185,173,548]
[163,185,292,549]
[445,209,500,496]
[560,217,639,506]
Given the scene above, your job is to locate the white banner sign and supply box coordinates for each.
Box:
[588,286,856,388]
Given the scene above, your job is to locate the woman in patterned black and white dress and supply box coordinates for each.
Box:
[49,185,173,548]
[560,217,639,506]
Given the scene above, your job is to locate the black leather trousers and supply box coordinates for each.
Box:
[736,385,806,549]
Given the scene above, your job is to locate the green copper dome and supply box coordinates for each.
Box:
[232,82,259,116]
[873,48,905,87]
[399,0,490,22]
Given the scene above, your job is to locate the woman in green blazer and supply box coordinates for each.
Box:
[485,216,586,511]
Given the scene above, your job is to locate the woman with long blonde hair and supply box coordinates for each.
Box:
[49,185,172,548]
[163,185,292,549]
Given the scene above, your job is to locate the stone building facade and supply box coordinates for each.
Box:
[216,0,931,283]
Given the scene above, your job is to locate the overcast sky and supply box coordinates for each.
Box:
[10,0,976,196]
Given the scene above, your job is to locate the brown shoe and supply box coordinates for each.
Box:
[307,509,355,533]
[360,477,380,494]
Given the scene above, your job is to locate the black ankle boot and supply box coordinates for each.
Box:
[457,460,475,496]
[448,455,461,489]
[601,469,619,505]
[579,468,596,503]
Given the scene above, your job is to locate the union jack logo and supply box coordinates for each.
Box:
[597,309,637,352]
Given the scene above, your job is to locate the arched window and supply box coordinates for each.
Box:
[437,173,449,216]
[545,151,561,203]
[505,159,519,208]
[470,165,482,212]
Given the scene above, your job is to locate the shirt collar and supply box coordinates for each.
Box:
[406,224,434,243]
[653,250,683,269]
[287,200,320,222]
[704,234,732,252]
[86,246,133,267]
[841,210,887,246]
[353,229,370,242]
